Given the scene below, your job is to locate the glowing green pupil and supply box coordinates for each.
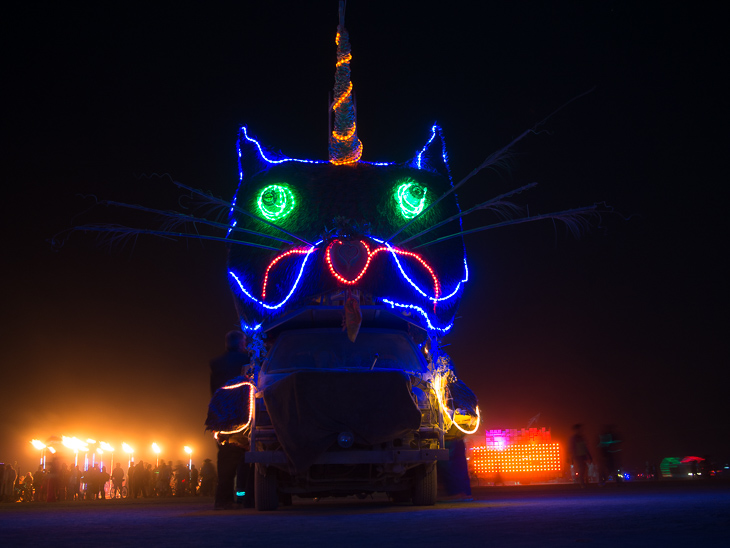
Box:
[257,184,295,221]
[396,181,427,219]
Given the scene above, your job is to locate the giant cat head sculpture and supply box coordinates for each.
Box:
[227,123,467,337]
[225,14,468,339]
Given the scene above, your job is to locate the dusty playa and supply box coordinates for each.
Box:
[1,482,728,547]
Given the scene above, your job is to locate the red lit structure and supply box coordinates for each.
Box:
[469,428,562,484]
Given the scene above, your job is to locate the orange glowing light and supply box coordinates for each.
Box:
[333,122,357,141]
[62,436,88,452]
[332,81,352,111]
[31,439,46,450]
[330,29,362,165]
[329,140,363,165]
[335,52,352,67]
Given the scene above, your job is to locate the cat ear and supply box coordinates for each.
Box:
[410,124,451,179]
[237,126,270,181]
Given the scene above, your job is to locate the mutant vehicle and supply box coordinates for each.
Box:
[245,309,454,510]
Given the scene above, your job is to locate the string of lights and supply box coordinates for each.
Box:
[213,381,256,437]
[329,27,363,165]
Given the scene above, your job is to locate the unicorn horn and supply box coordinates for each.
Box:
[329,1,363,165]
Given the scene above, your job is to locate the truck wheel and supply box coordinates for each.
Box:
[412,462,437,506]
[255,464,279,511]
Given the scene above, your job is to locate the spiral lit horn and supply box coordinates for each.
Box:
[329,1,363,165]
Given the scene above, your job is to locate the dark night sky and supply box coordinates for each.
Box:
[2,2,727,474]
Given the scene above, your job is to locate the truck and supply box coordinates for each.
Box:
[244,307,451,511]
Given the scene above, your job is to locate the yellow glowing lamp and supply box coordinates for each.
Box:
[184,446,192,455]
[100,441,114,452]
[31,439,46,450]
[48,447,56,454]
[453,406,481,434]
[62,436,88,452]
[122,442,134,454]
[152,443,161,454]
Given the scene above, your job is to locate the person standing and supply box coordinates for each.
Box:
[135,460,147,498]
[2,463,17,502]
[33,466,45,501]
[200,459,216,496]
[70,465,81,500]
[210,330,251,510]
[99,466,110,499]
[190,464,199,496]
[598,424,622,485]
[570,424,592,487]
[127,462,136,498]
[111,463,124,497]
[210,331,250,394]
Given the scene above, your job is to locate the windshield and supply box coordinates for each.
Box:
[265,330,426,373]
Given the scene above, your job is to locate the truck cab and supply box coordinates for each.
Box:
[245,306,449,510]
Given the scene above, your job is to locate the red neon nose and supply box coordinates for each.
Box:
[326,239,370,283]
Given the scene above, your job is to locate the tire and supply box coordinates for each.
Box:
[254,464,279,511]
[412,462,437,506]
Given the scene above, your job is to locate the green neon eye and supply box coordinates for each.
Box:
[257,184,295,221]
[396,181,427,219]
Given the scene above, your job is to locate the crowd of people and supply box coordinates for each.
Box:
[0,457,218,502]
[2,330,252,507]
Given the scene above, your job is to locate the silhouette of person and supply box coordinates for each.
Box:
[111,463,124,496]
[128,462,136,498]
[210,331,250,393]
[2,463,17,502]
[99,466,110,499]
[598,424,622,485]
[200,459,216,496]
[190,464,199,495]
[210,330,251,509]
[570,424,592,487]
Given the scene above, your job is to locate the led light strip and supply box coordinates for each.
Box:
[329,30,362,165]
[333,122,357,141]
[240,126,327,166]
[382,299,453,333]
[396,181,428,219]
[431,371,481,435]
[229,246,316,310]
[332,79,353,111]
[262,248,312,299]
[256,184,296,221]
[373,238,452,302]
[214,382,255,436]
[416,124,439,169]
[325,240,440,300]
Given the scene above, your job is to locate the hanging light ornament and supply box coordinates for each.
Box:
[329,1,362,165]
